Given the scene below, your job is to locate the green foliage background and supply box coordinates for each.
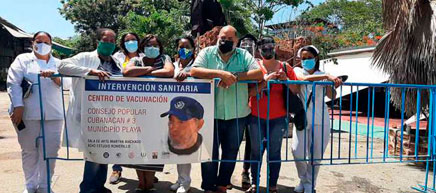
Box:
[57,0,383,58]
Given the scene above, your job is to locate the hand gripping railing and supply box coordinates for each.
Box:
[35,74,436,193]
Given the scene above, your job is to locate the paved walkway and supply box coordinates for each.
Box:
[0,92,426,193]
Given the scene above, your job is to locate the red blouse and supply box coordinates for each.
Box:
[250,61,297,119]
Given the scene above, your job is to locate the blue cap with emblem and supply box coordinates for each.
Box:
[160,96,204,121]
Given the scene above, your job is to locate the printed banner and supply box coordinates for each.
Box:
[81,76,214,164]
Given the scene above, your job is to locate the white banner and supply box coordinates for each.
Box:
[80,76,214,164]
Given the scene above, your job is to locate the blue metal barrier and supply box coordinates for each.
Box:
[36,75,436,193]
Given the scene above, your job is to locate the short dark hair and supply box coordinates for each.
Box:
[140,34,164,55]
[119,32,141,53]
[257,36,277,59]
[300,46,319,57]
[257,36,275,47]
[96,28,116,41]
[237,34,257,47]
[33,31,52,43]
[175,36,195,51]
[300,45,320,71]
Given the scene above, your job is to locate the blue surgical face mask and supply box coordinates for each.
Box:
[124,40,138,53]
[144,46,160,59]
[178,48,193,60]
[302,58,316,71]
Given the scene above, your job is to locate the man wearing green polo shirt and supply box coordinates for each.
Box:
[191,25,263,193]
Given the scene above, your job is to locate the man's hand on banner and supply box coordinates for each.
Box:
[89,69,111,81]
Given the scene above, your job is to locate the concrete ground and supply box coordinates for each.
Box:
[0,92,428,193]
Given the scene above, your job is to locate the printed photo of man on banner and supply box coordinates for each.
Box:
[80,76,214,165]
[160,96,205,155]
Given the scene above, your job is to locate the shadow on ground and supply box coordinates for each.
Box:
[117,178,203,193]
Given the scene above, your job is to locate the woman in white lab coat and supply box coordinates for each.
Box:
[292,45,343,193]
[7,31,64,193]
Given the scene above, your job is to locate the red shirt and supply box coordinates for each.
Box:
[250,62,297,119]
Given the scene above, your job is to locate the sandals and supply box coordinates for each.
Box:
[245,185,257,193]
[246,185,278,193]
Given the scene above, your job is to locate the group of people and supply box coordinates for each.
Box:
[7,25,343,193]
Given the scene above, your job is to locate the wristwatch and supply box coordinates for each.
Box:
[232,72,239,81]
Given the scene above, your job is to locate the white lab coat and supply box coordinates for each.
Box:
[292,67,331,188]
[7,52,63,120]
[7,52,64,191]
[58,50,122,150]
[293,67,330,125]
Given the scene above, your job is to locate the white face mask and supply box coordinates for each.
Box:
[34,43,52,56]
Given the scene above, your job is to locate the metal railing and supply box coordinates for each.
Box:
[34,74,436,193]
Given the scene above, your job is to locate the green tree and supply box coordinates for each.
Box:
[245,0,309,36]
[120,7,189,56]
[218,0,256,36]
[59,0,190,54]
[52,36,80,58]
[219,0,310,37]
[59,0,144,51]
[300,0,384,45]
[290,0,384,59]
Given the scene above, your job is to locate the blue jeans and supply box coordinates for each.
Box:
[243,125,251,171]
[112,164,122,172]
[250,116,286,187]
[201,116,248,191]
[79,161,108,193]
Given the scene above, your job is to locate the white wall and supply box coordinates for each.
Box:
[320,51,389,99]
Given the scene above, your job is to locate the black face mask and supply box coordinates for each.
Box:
[219,40,234,54]
[260,48,275,60]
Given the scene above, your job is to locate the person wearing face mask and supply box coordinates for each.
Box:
[173,36,196,82]
[245,36,299,193]
[109,32,144,184]
[235,33,258,191]
[190,25,263,193]
[113,32,145,69]
[291,45,342,193]
[7,31,63,193]
[123,34,174,78]
[167,36,196,193]
[238,34,258,58]
[58,28,122,193]
[122,34,173,193]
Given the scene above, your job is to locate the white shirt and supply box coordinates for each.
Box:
[159,133,209,164]
[173,59,194,78]
[112,51,145,67]
[7,52,63,120]
[58,50,122,149]
[294,67,330,126]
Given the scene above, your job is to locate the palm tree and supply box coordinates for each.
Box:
[372,0,436,116]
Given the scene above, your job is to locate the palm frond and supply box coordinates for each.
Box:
[373,0,436,116]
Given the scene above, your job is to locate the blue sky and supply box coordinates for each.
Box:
[269,0,325,25]
[0,0,75,39]
[0,0,325,39]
